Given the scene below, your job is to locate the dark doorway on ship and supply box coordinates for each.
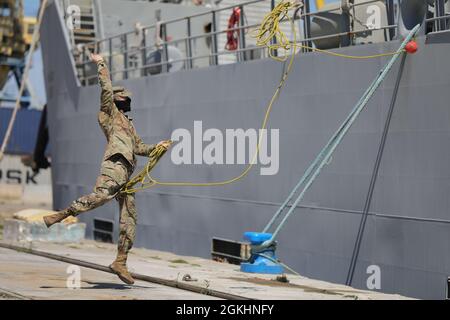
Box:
[21,104,51,175]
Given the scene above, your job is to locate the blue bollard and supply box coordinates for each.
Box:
[240,232,284,274]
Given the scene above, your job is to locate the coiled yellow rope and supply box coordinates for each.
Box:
[122,0,403,193]
[252,0,403,61]
[253,0,297,62]
[121,140,172,194]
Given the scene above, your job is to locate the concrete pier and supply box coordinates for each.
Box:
[0,239,412,300]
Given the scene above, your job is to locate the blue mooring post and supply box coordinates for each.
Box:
[240,232,284,274]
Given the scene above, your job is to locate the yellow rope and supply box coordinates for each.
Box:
[123,0,403,193]
[251,1,403,61]
[294,44,404,59]
[124,1,298,192]
[121,140,172,194]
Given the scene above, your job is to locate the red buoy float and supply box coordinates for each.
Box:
[405,40,418,54]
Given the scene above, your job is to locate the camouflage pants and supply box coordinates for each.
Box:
[65,155,136,254]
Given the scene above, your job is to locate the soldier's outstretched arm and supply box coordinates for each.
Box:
[135,137,172,158]
[134,133,156,157]
[91,53,114,114]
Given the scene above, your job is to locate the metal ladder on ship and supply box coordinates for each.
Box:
[61,0,99,81]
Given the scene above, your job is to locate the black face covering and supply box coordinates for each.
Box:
[115,98,131,113]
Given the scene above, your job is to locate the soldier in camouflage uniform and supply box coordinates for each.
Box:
[43,53,170,285]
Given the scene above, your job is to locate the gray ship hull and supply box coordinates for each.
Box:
[41,1,450,299]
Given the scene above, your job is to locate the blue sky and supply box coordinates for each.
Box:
[24,0,40,16]
[310,0,336,12]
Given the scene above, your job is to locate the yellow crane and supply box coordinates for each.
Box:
[22,15,37,46]
[0,0,34,90]
[315,0,325,10]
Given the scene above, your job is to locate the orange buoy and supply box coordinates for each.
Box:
[405,40,418,54]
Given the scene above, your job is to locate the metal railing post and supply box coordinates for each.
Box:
[270,0,278,57]
[303,0,312,52]
[141,28,147,77]
[82,54,88,86]
[211,11,219,65]
[83,61,88,86]
[435,0,446,31]
[123,34,128,79]
[186,18,193,69]
[161,23,169,73]
[340,0,352,47]
[238,5,246,61]
[385,0,395,40]
[108,38,113,76]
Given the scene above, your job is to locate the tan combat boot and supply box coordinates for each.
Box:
[109,251,135,285]
[43,211,71,228]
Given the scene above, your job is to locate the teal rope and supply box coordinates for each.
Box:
[261,24,420,247]
[262,78,378,233]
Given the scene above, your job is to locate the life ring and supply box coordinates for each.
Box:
[225,7,241,51]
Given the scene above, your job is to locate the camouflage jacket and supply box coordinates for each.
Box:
[96,59,155,169]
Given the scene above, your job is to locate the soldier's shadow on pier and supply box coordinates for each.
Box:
[41,281,154,290]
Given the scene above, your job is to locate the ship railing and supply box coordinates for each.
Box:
[426,14,450,32]
[79,24,401,84]
[74,0,450,86]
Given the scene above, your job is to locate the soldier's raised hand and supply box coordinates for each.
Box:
[157,140,172,150]
[90,52,104,63]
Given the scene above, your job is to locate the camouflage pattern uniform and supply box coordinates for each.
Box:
[64,58,155,256]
